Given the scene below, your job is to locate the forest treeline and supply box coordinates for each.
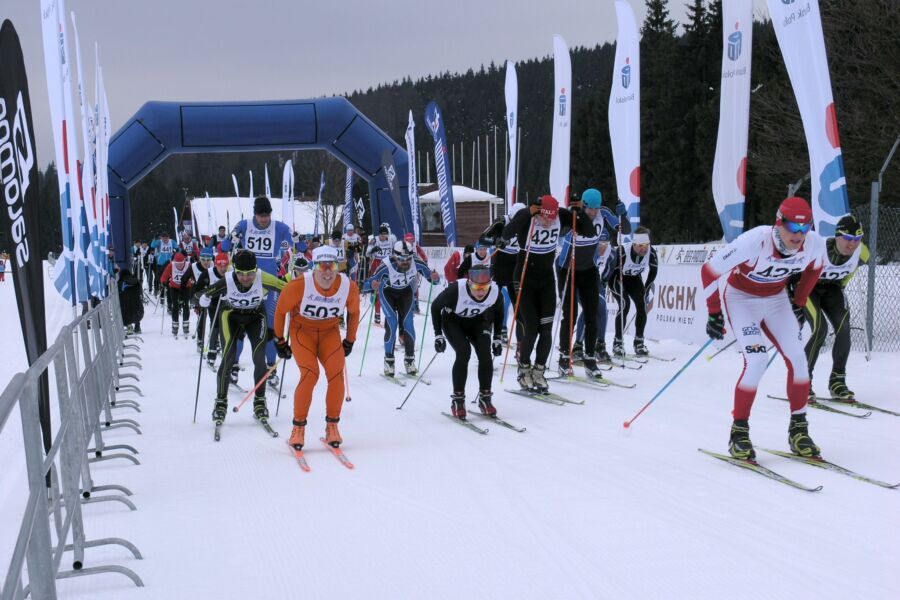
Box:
[30,0,899,253]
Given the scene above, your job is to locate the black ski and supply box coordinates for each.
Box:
[698,448,822,492]
[766,395,871,418]
[761,448,899,489]
[813,396,899,417]
[441,412,489,434]
[466,411,526,432]
[257,418,279,438]
[214,422,222,442]
[504,388,566,406]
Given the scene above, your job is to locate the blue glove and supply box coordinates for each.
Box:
[616,201,628,217]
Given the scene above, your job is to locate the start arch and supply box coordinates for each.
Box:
[106,97,410,264]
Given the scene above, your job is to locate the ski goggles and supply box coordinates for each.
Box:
[838,233,863,241]
[469,281,491,293]
[313,261,337,271]
[782,219,812,234]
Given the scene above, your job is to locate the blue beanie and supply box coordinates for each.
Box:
[582,188,602,209]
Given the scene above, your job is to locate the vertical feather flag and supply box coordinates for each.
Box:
[712,0,753,241]
[313,171,325,237]
[549,35,571,205]
[766,0,849,235]
[424,101,457,247]
[343,167,354,231]
[281,160,294,232]
[608,0,641,227]
[505,60,518,207]
[405,110,420,241]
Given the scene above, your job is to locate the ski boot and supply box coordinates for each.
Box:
[557,353,573,377]
[182,320,190,337]
[477,390,497,417]
[788,413,821,458]
[532,364,549,394]
[325,416,342,448]
[211,397,228,424]
[612,338,626,358]
[384,355,396,377]
[206,352,217,370]
[595,341,612,363]
[517,361,535,391]
[450,391,467,419]
[267,366,280,388]
[500,327,509,345]
[171,323,179,338]
[633,337,649,357]
[728,419,755,461]
[133,324,142,334]
[572,341,584,363]
[126,324,134,335]
[289,419,307,450]
[828,371,854,401]
[583,355,605,380]
[404,356,418,376]
[252,396,269,421]
[229,365,240,385]
[374,312,382,325]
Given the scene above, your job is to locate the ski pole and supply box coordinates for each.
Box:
[396,354,439,410]
[358,290,377,376]
[501,218,537,382]
[193,299,222,423]
[567,210,577,360]
[232,359,283,413]
[275,314,292,417]
[343,364,352,402]
[623,338,713,429]
[706,339,736,361]
[417,278,436,371]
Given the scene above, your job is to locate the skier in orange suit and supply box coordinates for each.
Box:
[274,246,360,450]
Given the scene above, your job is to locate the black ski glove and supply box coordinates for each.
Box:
[274,337,292,360]
[793,304,806,329]
[434,335,446,353]
[342,339,354,357]
[492,337,503,357]
[706,312,725,340]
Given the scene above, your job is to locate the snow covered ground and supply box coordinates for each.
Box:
[1,266,898,599]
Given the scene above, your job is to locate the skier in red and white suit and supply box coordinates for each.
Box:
[700,196,827,460]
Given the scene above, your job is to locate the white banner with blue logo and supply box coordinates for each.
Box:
[424,101,457,247]
[313,170,325,237]
[712,0,753,242]
[549,34,571,205]
[505,60,518,208]
[405,110,421,242]
[343,167,354,230]
[766,0,849,236]
[608,0,641,227]
[282,159,294,232]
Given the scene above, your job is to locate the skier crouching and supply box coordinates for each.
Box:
[274,246,361,450]
[431,264,504,419]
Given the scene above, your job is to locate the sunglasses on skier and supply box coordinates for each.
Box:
[314,261,337,272]
[781,219,813,234]
[234,267,257,276]
[469,281,491,293]
[838,233,863,241]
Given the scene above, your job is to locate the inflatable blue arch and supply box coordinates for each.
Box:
[106,97,410,265]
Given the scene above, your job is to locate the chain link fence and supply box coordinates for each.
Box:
[840,203,900,352]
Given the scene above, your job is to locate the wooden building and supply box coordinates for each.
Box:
[418,185,504,248]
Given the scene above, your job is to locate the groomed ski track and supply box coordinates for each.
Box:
[0,272,898,599]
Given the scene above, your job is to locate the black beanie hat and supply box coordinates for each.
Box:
[253,196,273,215]
[232,249,257,271]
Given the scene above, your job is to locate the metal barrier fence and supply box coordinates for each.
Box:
[1,286,145,599]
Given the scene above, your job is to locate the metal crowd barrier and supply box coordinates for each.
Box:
[1,287,145,599]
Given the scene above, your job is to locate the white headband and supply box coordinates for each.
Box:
[632,233,650,244]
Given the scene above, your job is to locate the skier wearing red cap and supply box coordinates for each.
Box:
[160,252,196,337]
[193,252,232,367]
[499,194,593,393]
[701,196,827,461]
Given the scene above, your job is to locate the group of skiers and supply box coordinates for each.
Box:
[121,189,868,463]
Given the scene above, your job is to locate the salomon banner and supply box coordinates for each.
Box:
[549,34,571,205]
[282,159,294,232]
[609,0,641,227]
[381,148,409,235]
[1,19,51,450]
[424,101,457,247]
[505,60,518,208]
[767,0,849,236]
[404,110,420,242]
[711,0,752,242]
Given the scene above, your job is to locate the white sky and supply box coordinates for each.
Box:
[6,0,772,168]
